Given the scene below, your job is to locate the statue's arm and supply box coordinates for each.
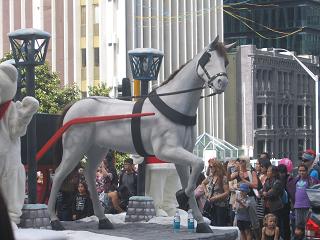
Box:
[9,97,39,138]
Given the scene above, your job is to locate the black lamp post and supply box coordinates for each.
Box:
[128,48,164,195]
[8,28,50,203]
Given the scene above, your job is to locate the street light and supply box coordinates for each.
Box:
[271,48,319,156]
[8,28,51,203]
[128,48,164,195]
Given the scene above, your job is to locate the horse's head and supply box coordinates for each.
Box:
[196,36,236,94]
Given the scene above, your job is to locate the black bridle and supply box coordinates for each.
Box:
[197,48,228,89]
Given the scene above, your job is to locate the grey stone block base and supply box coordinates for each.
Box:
[19,204,51,229]
[125,196,156,222]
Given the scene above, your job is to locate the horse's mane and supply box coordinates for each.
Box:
[155,60,191,89]
[155,42,228,89]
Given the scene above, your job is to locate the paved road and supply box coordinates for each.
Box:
[62,221,238,240]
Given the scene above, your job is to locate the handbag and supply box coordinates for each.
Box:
[202,200,215,220]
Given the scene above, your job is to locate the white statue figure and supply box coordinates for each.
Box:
[0,63,39,225]
[48,36,234,233]
[144,156,181,216]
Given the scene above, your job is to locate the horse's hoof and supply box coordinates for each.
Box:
[176,189,189,211]
[196,222,213,233]
[51,220,65,231]
[99,218,114,229]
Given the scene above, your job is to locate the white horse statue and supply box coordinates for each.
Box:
[49,36,233,233]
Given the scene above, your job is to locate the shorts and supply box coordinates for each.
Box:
[237,220,251,231]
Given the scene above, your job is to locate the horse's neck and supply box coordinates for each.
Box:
[156,64,203,116]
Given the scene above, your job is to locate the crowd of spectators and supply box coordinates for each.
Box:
[52,151,137,221]
[30,148,320,240]
[195,150,320,240]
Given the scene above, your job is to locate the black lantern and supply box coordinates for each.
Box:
[8,28,51,203]
[128,48,164,81]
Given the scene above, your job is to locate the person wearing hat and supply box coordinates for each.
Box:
[301,149,319,179]
[235,183,252,240]
[119,158,137,196]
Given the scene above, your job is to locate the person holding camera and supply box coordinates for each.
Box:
[202,158,230,226]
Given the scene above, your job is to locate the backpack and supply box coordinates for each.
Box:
[281,189,288,204]
[311,163,320,180]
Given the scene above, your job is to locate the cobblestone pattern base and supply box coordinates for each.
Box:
[19,204,51,229]
[125,196,156,222]
[62,221,239,240]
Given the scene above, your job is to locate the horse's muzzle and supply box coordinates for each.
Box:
[208,75,228,94]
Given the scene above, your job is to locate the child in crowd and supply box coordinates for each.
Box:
[261,214,280,240]
[235,183,251,240]
[291,224,305,240]
[72,181,94,220]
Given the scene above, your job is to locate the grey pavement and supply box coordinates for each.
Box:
[62,221,238,240]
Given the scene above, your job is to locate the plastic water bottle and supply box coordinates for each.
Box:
[187,209,195,233]
[173,210,180,232]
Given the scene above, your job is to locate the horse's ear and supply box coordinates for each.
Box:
[208,36,219,50]
[225,41,237,51]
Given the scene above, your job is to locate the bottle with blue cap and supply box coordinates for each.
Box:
[173,210,180,232]
[187,209,195,233]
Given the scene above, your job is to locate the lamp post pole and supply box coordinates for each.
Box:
[8,28,51,203]
[273,48,319,155]
[26,64,37,203]
[128,48,164,196]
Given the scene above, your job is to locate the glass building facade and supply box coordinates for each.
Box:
[224,0,320,55]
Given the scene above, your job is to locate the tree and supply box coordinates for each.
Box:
[88,83,111,96]
[1,53,81,114]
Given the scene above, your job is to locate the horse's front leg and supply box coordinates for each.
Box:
[156,147,212,233]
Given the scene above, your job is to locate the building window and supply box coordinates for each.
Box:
[81,6,86,37]
[256,69,262,91]
[278,139,283,158]
[267,139,273,155]
[257,140,265,154]
[288,104,293,127]
[297,105,303,128]
[81,49,86,67]
[278,104,283,128]
[266,103,272,128]
[298,139,304,159]
[283,139,288,157]
[278,71,283,93]
[303,75,309,94]
[284,72,289,92]
[306,105,311,128]
[297,74,302,94]
[283,104,288,127]
[94,48,99,66]
[262,70,267,91]
[93,4,99,36]
[257,103,264,128]
[268,70,272,91]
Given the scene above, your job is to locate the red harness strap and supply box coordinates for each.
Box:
[146,156,167,164]
[0,101,11,120]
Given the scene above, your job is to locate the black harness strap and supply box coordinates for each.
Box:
[131,91,197,157]
[148,91,197,126]
[131,98,151,157]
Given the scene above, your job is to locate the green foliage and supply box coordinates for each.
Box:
[1,52,81,114]
[114,151,129,172]
[34,64,81,114]
[88,83,111,97]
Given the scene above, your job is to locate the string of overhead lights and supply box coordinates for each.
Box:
[224,9,303,39]
[134,1,303,39]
